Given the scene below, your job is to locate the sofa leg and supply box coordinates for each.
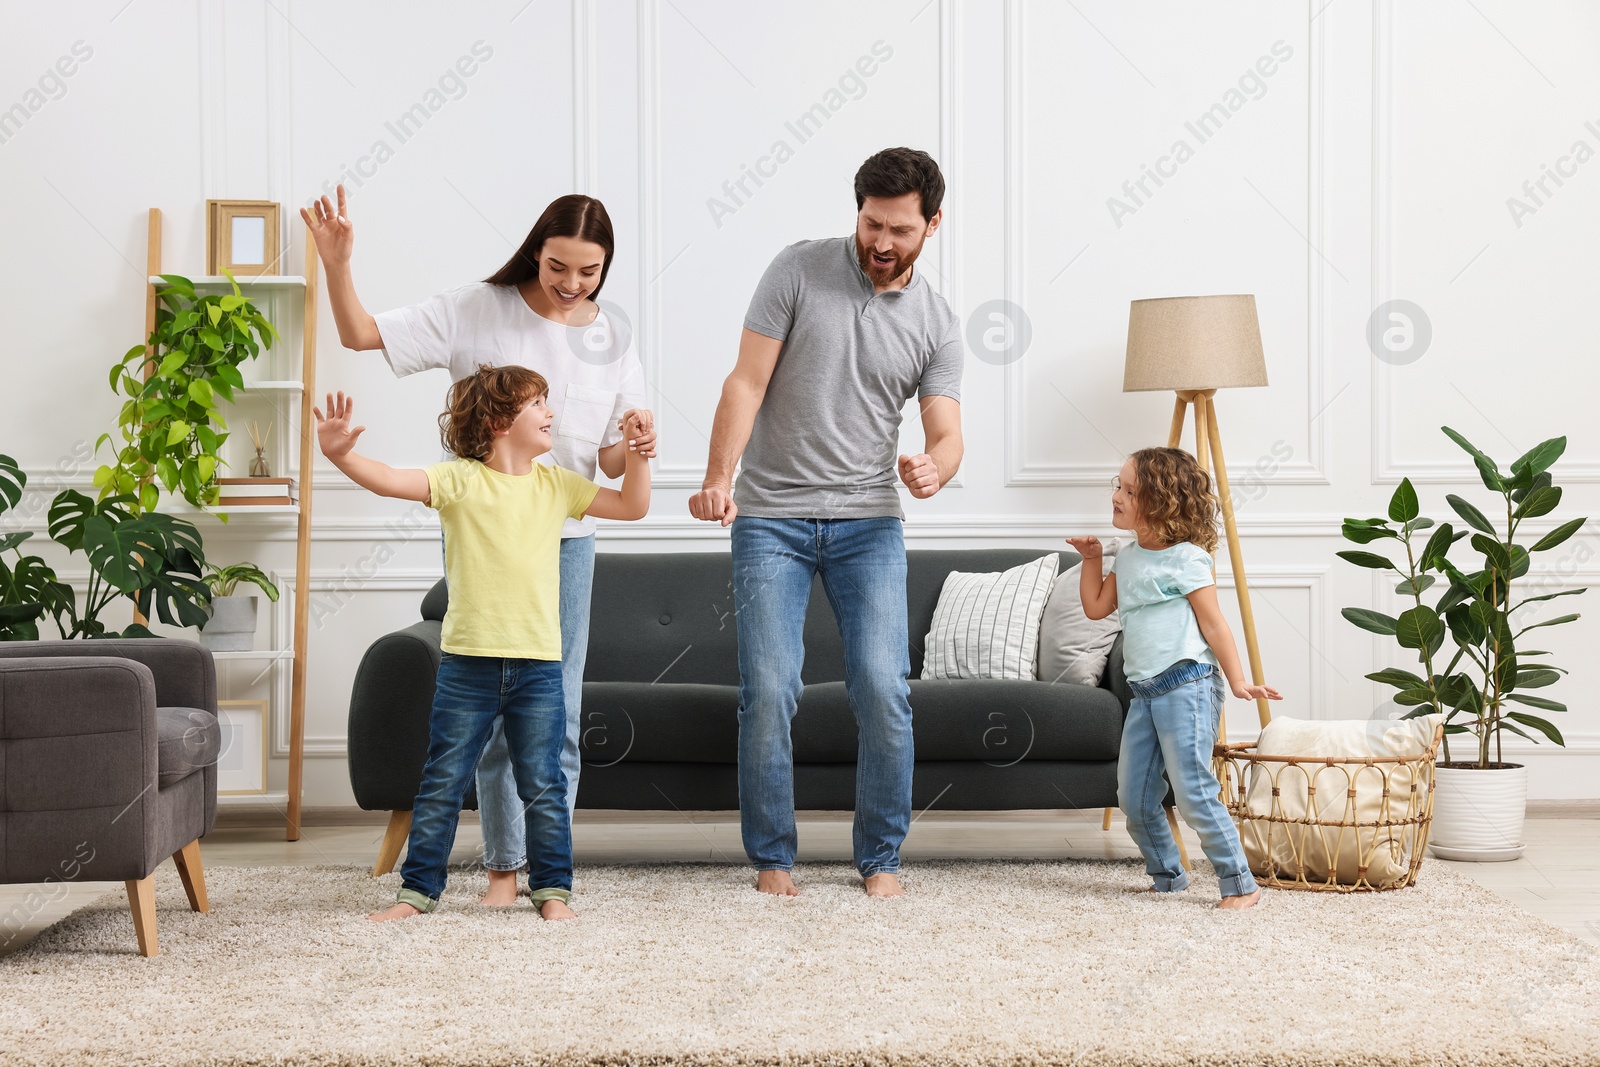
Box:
[1165,805,1193,870]
[372,811,412,877]
[1101,807,1114,831]
[126,877,158,958]
[172,839,209,913]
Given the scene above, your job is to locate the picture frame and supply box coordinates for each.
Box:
[216,699,270,795]
[206,199,281,276]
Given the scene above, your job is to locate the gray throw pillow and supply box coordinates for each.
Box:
[1036,539,1122,686]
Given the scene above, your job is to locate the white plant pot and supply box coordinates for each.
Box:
[1428,762,1527,861]
[200,595,258,652]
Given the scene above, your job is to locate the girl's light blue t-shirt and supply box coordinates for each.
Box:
[1110,540,1220,681]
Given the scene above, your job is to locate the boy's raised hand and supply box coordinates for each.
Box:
[620,408,656,458]
[313,391,366,460]
[1065,536,1103,561]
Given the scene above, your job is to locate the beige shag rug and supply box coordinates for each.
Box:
[2,860,1597,1067]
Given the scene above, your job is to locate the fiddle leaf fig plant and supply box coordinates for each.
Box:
[95,272,278,512]
[1339,427,1586,768]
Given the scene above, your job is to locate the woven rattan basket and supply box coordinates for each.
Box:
[1212,722,1443,892]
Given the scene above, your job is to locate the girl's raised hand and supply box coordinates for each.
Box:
[1065,536,1103,560]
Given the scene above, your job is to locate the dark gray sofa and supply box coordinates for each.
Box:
[350,549,1130,872]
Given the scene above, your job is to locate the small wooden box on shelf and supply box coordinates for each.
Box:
[145,207,319,841]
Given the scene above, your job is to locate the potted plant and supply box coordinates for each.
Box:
[95,272,277,512]
[198,563,280,651]
[1339,428,1585,861]
[0,456,213,640]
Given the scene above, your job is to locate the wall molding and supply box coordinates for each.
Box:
[1368,0,1600,485]
[1002,4,1332,489]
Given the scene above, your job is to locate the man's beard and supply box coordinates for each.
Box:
[855,233,926,285]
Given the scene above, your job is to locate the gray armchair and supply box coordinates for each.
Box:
[0,639,219,957]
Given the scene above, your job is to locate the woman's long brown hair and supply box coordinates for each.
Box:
[484,194,614,298]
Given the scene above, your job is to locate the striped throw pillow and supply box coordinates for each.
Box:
[920,554,1061,681]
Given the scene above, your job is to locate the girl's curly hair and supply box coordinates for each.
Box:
[1129,446,1219,554]
[438,363,548,461]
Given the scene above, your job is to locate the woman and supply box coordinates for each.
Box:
[303,186,655,906]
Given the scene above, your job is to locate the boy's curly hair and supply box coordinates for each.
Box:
[1129,446,1219,554]
[438,363,548,461]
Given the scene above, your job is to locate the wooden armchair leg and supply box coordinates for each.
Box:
[1101,806,1114,831]
[172,838,209,913]
[1165,805,1193,870]
[372,810,412,877]
[126,876,157,958]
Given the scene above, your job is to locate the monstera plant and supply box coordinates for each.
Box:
[1339,427,1586,860]
[0,455,212,640]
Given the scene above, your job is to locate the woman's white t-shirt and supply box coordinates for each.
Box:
[374,281,647,538]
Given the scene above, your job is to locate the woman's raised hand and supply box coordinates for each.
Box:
[300,183,355,268]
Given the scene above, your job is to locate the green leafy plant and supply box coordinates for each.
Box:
[46,489,212,638]
[203,562,280,601]
[0,456,74,640]
[0,458,212,640]
[1339,428,1586,768]
[96,272,278,513]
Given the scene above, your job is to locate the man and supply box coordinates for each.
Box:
[688,147,964,898]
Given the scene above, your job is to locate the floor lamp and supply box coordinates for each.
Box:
[1101,294,1276,865]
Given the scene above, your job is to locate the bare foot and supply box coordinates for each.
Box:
[367,902,422,923]
[539,899,577,921]
[1217,888,1262,911]
[755,869,800,896]
[480,869,520,907]
[864,872,904,898]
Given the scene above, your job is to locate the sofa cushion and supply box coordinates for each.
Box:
[794,679,1125,763]
[579,683,741,764]
[921,555,1060,681]
[1037,541,1122,686]
[156,706,220,787]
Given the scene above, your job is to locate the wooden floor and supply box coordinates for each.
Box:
[3,806,1595,959]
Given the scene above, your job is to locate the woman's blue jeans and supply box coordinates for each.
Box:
[1117,658,1258,897]
[730,516,914,878]
[397,653,572,910]
[475,534,594,871]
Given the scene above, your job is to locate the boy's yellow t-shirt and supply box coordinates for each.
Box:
[424,458,600,660]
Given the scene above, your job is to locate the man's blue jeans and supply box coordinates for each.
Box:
[397,653,573,911]
[731,516,914,878]
[475,534,594,871]
[1117,658,1258,897]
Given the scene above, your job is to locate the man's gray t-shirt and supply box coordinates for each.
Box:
[737,235,963,520]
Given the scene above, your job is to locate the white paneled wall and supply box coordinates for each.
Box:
[1,1,1595,804]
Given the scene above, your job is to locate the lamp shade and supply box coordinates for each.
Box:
[1123,294,1268,392]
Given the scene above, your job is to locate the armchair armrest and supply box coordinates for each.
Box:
[347,619,443,811]
[0,639,215,713]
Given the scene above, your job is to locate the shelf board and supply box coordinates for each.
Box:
[150,275,307,288]
[238,379,304,391]
[211,649,295,662]
[218,791,290,808]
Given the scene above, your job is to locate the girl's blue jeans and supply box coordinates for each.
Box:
[396,652,572,912]
[474,534,594,871]
[1117,658,1259,898]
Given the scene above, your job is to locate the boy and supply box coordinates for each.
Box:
[314,364,651,921]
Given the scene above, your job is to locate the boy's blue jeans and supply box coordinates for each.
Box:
[1118,658,1258,897]
[475,534,594,870]
[730,516,914,878]
[397,653,573,912]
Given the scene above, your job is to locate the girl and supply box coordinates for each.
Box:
[303,187,653,906]
[1067,447,1280,910]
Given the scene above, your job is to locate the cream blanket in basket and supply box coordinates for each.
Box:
[1242,713,1442,885]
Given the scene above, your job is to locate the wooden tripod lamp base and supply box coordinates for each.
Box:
[1099,295,1277,866]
